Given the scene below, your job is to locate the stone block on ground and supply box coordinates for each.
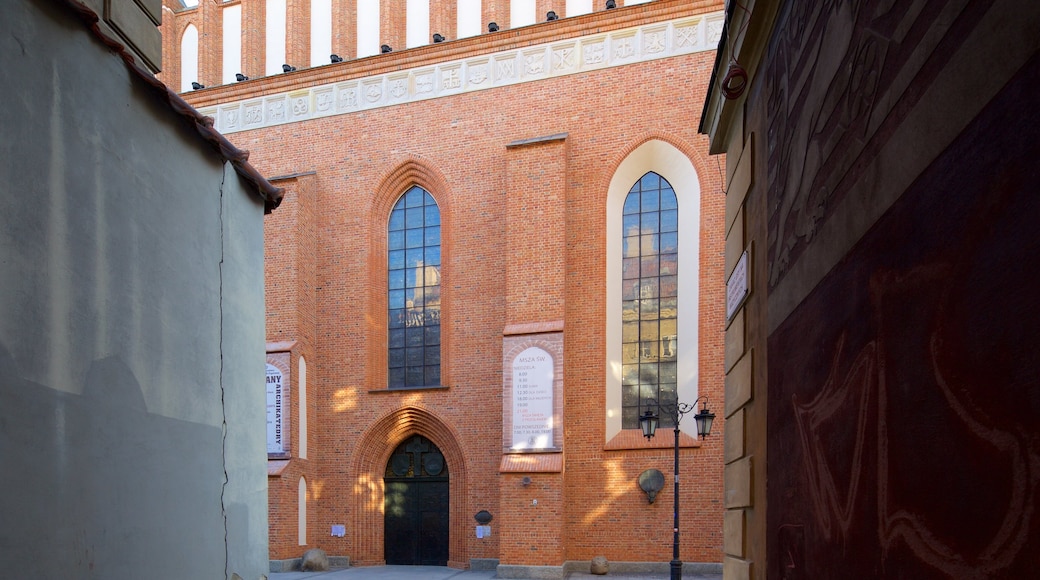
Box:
[591,556,609,575]
[300,549,329,571]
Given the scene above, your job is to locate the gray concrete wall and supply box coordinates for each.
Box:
[0,0,268,578]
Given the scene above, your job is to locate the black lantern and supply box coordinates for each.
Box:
[640,396,713,580]
[639,408,659,440]
[693,400,715,439]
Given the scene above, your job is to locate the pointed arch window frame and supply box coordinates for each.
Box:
[605,140,702,442]
[387,185,443,390]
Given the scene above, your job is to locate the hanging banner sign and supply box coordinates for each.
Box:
[266,363,285,455]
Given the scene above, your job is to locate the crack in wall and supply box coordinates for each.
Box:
[218,166,230,579]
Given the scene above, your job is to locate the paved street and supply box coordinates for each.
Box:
[269,565,722,579]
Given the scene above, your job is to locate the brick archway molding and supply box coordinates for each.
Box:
[349,404,469,568]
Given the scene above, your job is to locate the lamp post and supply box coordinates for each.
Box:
[639,397,715,580]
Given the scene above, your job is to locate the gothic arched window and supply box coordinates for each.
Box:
[621,172,679,428]
[180,24,199,93]
[388,186,442,388]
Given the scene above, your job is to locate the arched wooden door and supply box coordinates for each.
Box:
[384,435,449,565]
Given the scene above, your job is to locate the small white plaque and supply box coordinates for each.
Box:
[726,250,749,320]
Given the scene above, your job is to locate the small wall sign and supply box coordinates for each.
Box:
[726,250,750,321]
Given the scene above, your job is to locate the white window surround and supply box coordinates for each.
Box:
[298,476,307,545]
[221,4,242,85]
[566,0,593,18]
[180,24,199,93]
[266,0,287,76]
[299,356,307,459]
[511,0,536,28]
[357,0,380,58]
[457,0,481,39]
[407,0,431,48]
[309,0,330,66]
[605,140,700,441]
[311,0,332,67]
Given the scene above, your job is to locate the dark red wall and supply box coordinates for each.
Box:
[766,38,1040,580]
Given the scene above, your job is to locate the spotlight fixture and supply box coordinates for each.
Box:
[381,44,392,53]
[488,22,499,32]
[433,33,445,43]
[282,64,296,73]
[606,0,616,8]
[235,73,249,81]
[546,10,558,21]
[330,54,343,63]
[191,81,205,90]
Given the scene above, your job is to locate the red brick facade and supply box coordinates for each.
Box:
[161,0,726,570]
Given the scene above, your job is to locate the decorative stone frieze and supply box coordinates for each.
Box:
[200,12,724,134]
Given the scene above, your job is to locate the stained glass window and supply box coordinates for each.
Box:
[621,172,678,428]
[388,186,441,388]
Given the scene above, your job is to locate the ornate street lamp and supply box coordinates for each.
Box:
[639,396,715,580]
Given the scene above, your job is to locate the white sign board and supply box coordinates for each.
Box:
[511,347,554,450]
[726,250,749,320]
[266,363,285,454]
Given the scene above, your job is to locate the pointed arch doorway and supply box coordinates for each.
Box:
[384,434,449,565]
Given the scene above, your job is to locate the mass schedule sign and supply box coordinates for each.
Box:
[511,347,554,449]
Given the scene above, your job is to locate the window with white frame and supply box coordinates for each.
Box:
[265,0,287,75]
[221,4,242,85]
[605,140,700,439]
[180,24,199,92]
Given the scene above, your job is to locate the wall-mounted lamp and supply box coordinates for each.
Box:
[381,44,393,53]
[191,81,205,90]
[638,469,664,504]
[433,33,445,43]
[488,22,500,32]
[330,54,343,63]
[546,11,558,21]
[521,476,532,486]
[282,64,296,73]
[235,73,249,81]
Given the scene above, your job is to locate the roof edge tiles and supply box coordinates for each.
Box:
[58,0,284,213]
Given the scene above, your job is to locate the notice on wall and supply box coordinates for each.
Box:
[726,250,749,321]
[511,347,554,450]
[266,362,286,455]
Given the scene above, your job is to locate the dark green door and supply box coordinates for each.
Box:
[384,435,449,565]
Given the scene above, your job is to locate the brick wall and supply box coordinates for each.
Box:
[162,0,726,568]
